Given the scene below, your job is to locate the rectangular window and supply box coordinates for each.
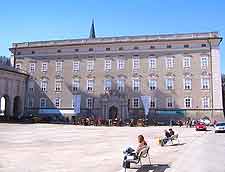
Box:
[15,63,22,70]
[87,98,93,109]
[117,80,125,92]
[104,80,112,91]
[183,57,191,68]
[167,97,174,108]
[132,56,140,71]
[184,79,192,90]
[166,79,174,90]
[55,80,62,92]
[87,60,94,71]
[40,98,47,108]
[104,60,112,71]
[55,98,61,108]
[28,98,34,108]
[41,63,48,72]
[73,61,80,72]
[56,61,63,72]
[29,63,35,73]
[201,56,208,69]
[184,97,192,108]
[149,57,157,69]
[166,57,174,68]
[201,78,209,89]
[87,79,94,91]
[202,97,209,108]
[72,79,80,91]
[149,97,156,108]
[117,59,125,70]
[41,80,48,92]
[149,79,157,90]
[132,79,140,92]
[28,81,34,92]
[133,98,139,108]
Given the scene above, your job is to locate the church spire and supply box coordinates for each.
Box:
[89,19,96,39]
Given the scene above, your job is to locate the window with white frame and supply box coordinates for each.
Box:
[202,97,209,108]
[183,57,191,68]
[55,98,61,108]
[117,80,125,91]
[149,97,156,108]
[72,79,80,91]
[15,63,22,70]
[149,79,157,90]
[132,79,140,92]
[55,80,62,92]
[184,79,192,90]
[87,79,94,91]
[73,61,80,72]
[87,60,94,71]
[86,98,93,109]
[56,61,63,72]
[41,80,48,92]
[149,57,157,69]
[201,78,209,89]
[133,98,139,108]
[29,63,35,73]
[201,56,208,69]
[184,97,192,108]
[132,56,140,71]
[28,81,34,92]
[117,59,125,70]
[165,79,174,90]
[41,63,48,72]
[104,60,112,71]
[28,98,34,108]
[104,80,112,91]
[40,98,47,108]
[167,97,174,108]
[166,57,174,68]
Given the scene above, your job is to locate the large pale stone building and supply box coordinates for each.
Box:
[9,27,224,121]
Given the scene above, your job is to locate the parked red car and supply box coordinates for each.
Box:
[195,122,207,131]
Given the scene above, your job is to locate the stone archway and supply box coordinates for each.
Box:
[13,96,22,117]
[0,95,10,117]
[109,106,118,120]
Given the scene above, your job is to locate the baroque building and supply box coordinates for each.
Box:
[9,24,224,121]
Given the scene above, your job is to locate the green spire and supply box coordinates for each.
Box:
[89,19,96,39]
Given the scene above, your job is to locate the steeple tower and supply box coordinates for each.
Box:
[89,19,96,39]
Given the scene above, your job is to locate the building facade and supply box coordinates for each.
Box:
[9,31,224,121]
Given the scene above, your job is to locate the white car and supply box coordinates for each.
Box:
[215,122,225,133]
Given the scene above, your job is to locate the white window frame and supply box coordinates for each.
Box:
[133,98,139,108]
[55,80,62,92]
[166,57,174,69]
[184,97,192,108]
[149,79,157,90]
[73,61,80,72]
[40,98,47,108]
[55,98,61,108]
[201,56,208,69]
[28,81,34,92]
[56,61,63,72]
[202,97,209,108]
[117,79,125,92]
[104,79,112,91]
[41,63,48,72]
[29,63,35,73]
[132,79,140,92]
[132,56,140,71]
[104,59,112,71]
[183,57,191,68]
[41,80,48,92]
[149,97,156,108]
[184,79,192,90]
[87,60,94,71]
[86,98,93,109]
[165,78,174,90]
[87,79,94,92]
[167,97,174,108]
[201,78,209,89]
[72,79,80,92]
[117,59,125,70]
[149,57,157,69]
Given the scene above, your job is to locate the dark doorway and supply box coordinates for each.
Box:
[109,106,118,120]
[13,96,22,117]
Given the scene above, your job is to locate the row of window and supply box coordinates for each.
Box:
[36,96,210,109]
[36,78,210,93]
[15,55,209,73]
[17,43,208,55]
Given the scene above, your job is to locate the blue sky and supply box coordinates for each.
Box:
[0,0,224,72]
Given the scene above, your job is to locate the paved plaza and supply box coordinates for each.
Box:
[0,124,225,172]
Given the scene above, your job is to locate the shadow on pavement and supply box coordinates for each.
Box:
[169,142,186,146]
[136,164,170,172]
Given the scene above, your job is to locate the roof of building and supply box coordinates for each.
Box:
[0,65,29,77]
[10,32,221,49]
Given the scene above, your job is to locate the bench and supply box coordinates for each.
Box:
[123,146,151,172]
